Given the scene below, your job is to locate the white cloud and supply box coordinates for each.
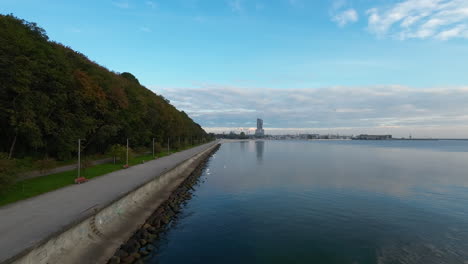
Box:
[332,8,359,27]
[367,0,468,40]
[435,24,468,40]
[228,0,243,13]
[152,84,468,137]
[330,1,358,27]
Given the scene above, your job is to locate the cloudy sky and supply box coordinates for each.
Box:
[3,0,468,137]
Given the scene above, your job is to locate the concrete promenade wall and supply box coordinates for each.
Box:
[10,143,220,264]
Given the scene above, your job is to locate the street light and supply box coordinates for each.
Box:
[126,138,129,166]
[152,138,155,157]
[77,139,85,179]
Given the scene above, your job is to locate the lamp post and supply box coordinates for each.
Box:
[167,137,170,153]
[152,138,155,157]
[126,138,129,166]
[77,139,85,179]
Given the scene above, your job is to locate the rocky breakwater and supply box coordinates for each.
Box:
[107,144,220,264]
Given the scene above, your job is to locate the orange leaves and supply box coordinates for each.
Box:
[73,70,107,112]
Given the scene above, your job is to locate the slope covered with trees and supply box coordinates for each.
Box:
[0,14,207,160]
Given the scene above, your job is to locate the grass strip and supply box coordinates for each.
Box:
[0,147,196,207]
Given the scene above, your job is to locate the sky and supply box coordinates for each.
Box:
[2,0,468,137]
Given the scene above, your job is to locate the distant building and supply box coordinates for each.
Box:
[353,134,392,140]
[255,118,265,137]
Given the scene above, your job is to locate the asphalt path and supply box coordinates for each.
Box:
[0,141,218,263]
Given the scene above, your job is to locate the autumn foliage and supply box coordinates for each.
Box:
[0,14,207,160]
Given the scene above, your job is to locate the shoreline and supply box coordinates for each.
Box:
[107,144,220,264]
[1,142,219,264]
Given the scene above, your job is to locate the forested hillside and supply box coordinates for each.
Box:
[0,14,207,160]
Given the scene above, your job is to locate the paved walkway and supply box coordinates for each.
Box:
[0,141,218,263]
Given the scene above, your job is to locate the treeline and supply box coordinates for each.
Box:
[217,132,249,139]
[0,14,208,160]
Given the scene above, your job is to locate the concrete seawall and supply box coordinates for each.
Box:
[8,143,220,264]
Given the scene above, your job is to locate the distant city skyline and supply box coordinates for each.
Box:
[204,126,468,139]
[255,118,265,137]
[3,0,468,137]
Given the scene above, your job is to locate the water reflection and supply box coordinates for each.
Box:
[149,140,468,264]
[239,141,247,153]
[255,140,264,163]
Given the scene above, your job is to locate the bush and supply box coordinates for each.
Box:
[153,142,162,154]
[107,144,133,164]
[81,158,93,170]
[0,159,17,194]
[134,146,148,155]
[80,158,93,177]
[108,144,125,164]
[34,158,57,174]
[171,141,181,150]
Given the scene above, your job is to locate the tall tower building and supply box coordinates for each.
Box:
[255,118,265,137]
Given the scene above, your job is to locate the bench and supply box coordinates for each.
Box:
[74,177,88,184]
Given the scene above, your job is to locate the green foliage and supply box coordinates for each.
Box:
[120,72,140,85]
[0,153,162,206]
[107,144,126,164]
[126,149,135,163]
[0,14,207,160]
[239,132,248,139]
[171,140,181,150]
[107,144,134,164]
[0,159,17,194]
[34,158,57,174]
[153,142,162,154]
[134,146,148,154]
[81,158,93,170]
[80,158,94,177]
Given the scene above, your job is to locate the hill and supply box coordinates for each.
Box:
[0,14,207,160]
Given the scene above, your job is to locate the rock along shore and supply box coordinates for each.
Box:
[107,144,220,264]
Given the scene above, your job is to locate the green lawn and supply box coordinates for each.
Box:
[13,153,110,174]
[0,148,192,207]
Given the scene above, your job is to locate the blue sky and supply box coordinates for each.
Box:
[2,0,468,137]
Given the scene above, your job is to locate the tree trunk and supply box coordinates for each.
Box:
[8,133,17,159]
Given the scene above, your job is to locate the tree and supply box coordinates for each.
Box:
[0,153,17,194]
[240,132,247,139]
[107,144,126,164]
[0,14,208,160]
[34,158,57,174]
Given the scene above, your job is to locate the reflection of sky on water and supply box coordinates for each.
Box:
[151,140,468,264]
[214,141,468,202]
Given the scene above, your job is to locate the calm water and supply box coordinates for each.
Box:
[148,140,468,264]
